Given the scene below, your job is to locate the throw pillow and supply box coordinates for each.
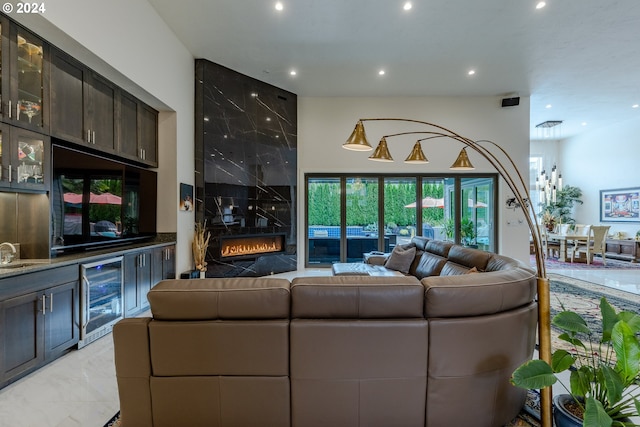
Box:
[384,245,416,274]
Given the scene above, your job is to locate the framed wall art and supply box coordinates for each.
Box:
[180,183,194,211]
[600,187,640,222]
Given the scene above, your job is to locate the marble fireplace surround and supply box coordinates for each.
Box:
[195,59,297,277]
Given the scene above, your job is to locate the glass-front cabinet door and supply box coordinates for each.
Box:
[0,124,49,190]
[0,18,48,131]
[11,24,47,130]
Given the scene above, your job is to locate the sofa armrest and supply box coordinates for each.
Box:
[113,317,153,427]
[363,252,390,265]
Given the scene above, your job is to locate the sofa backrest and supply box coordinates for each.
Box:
[289,276,428,427]
[145,278,292,427]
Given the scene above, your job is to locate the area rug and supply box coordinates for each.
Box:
[547,273,640,355]
[105,276,637,427]
[531,254,640,270]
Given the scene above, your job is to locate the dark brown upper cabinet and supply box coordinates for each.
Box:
[49,48,116,153]
[117,90,158,167]
[0,17,50,133]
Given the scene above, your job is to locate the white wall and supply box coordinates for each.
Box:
[559,118,640,238]
[298,96,533,265]
[15,0,195,273]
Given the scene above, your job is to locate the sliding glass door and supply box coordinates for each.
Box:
[306,174,497,266]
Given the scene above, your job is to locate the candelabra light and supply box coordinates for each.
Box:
[536,164,562,206]
[343,118,553,427]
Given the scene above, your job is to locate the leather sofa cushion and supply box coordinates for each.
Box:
[446,245,492,271]
[411,236,430,251]
[291,276,423,318]
[421,268,537,317]
[425,240,454,257]
[148,278,290,320]
[413,252,447,279]
[149,320,289,376]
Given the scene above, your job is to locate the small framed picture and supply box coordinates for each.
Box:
[180,183,194,211]
[600,187,640,222]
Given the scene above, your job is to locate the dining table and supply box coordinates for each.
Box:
[546,232,590,262]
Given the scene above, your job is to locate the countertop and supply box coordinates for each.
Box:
[0,234,176,279]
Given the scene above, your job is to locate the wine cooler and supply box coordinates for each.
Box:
[79,257,124,348]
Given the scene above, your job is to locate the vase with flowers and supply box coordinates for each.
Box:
[541,211,558,232]
[193,221,210,278]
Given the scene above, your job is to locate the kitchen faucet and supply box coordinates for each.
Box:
[0,242,17,265]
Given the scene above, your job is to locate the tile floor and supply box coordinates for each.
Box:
[0,266,637,427]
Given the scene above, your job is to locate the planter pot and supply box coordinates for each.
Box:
[553,395,582,427]
[553,394,632,427]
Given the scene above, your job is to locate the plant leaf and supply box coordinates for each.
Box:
[618,311,640,333]
[583,397,613,427]
[569,367,592,397]
[600,297,619,343]
[612,321,640,384]
[553,311,590,334]
[600,364,624,406]
[557,332,585,349]
[551,349,575,372]
[510,359,557,389]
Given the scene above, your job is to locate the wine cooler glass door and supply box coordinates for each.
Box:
[80,257,123,346]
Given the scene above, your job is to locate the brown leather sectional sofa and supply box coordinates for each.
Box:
[113,238,538,427]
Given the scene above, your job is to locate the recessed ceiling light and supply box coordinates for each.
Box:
[275,2,284,11]
[545,104,552,109]
[467,69,476,76]
[251,92,258,97]
[203,117,210,122]
[403,2,413,11]
[378,69,386,76]
[581,122,587,126]
[633,104,639,109]
[266,117,272,122]
[290,70,297,76]
[536,2,546,10]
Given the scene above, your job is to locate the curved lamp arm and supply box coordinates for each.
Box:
[344,118,553,427]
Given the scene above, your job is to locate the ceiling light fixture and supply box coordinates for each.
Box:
[403,2,413,11]
[275,2,284,11]
[545,104,552,109]
[341,118,552,427]
[633,104,639,109]
[290,70,297,76]
[535,120,563,139]
[468,69,476,76]
[536,2,546,9]
[378,69,386,76]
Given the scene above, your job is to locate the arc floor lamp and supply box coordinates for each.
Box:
[343,118,552,427]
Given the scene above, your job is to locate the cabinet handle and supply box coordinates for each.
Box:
[41,294,46,315]
[8,165,12,183]
[8,100,11,119]
[92,131,96,144]
[87,129,91,143]
[49,293,53,312]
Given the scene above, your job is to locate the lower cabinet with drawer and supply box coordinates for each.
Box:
[0,266,79,388]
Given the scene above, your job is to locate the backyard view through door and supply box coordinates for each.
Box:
[306,175,497,266]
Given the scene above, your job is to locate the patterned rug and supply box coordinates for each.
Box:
[104,276,637,427]
[531,254,640,270]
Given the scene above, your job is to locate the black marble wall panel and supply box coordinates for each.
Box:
[195,60,297,277]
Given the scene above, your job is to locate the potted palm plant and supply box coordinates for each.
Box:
[511,297,640,427]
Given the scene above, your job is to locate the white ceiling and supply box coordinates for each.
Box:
[148,0,640,140]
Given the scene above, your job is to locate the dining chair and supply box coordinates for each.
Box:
[571,225,610,265]
[541,227,560,258]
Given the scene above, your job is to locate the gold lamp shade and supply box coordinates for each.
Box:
[450,148,475,170]
[343,121,373,151]
[369,137,394,162]
[404,141,429,164]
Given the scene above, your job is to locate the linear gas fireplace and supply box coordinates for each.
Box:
[219,233,286,260]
